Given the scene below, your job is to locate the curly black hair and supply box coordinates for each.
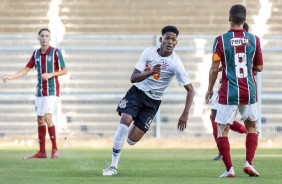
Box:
[161,25,179,36]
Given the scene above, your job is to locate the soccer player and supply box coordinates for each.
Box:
[205,5,263,177]
[3,28,67,159]
[103,25,194,176]
[210,22,249,161]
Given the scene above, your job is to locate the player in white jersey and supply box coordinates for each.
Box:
[103,25,195,176]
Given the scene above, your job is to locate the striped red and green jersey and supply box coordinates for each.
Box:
[212,29,263,105]
[26,46,66,97]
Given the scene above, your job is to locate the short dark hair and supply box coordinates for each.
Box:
[38,28,50,35]
[229,4,246,24]
[161,25,179,36]
[243,22,249,32]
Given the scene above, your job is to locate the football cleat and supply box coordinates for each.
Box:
[27,151,47,159]
[103,166,117,176]
[51,148,59,158]
[244,161,260,177]
[219,167,236,178]
[212,154,223,161]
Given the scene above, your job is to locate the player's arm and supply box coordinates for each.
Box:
[253,65,263,72]
[130,64,161,83]
[3,67,31,83]
[253,36,263,72]
[178,83,194,131]
[205,54,221,103]
[41,67,68,81]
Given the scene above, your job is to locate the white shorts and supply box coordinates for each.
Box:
[210,91,219,110]
[215,102,258,125]
[35,96,58,116]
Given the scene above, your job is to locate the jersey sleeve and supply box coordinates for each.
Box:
[135,47,150,71]
[212,36,223,62]
[253,36,263,66]
[55,49,66,69]
[173,54,191,86]
[26,51,35,68]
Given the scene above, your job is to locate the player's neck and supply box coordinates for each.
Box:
[158,47,172,57]
[230,23,243,30]
[40,45,49,54]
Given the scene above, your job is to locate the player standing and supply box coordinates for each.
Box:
[3,28,67,159]
[103,25,194,176]
[210,22,250,161]
[205,5,263,177]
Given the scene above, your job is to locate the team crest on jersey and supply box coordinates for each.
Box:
[160,60,169,70]
[47,56,52,62]
[230,37,250,47]
[119,99,128,109]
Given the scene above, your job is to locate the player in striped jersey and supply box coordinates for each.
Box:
[205,5,263,177]
[210,23,249,161]
[3,28,67,159]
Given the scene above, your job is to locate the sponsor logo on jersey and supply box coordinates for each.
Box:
[230,37,250,47]
[118,99,128,109]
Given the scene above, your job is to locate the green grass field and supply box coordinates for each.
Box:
[0,148,281,184]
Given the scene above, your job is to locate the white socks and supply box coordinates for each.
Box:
[111,124,129,168]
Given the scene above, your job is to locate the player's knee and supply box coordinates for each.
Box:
[217,124,228,138]
[44,115,53,126]
[127,138,137,146]
[37,116,45,125]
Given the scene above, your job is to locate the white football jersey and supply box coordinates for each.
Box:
[134,46,191,100]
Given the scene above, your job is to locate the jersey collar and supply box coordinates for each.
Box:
[40,46,52,55]
[228,29,245,32]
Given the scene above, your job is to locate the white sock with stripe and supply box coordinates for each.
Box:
[111,124,129,169]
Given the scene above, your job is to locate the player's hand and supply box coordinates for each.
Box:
[3,76,11,83]
[42,73,53,80]
[205,90,213,104]
[152,64,161,75]
[178,112,188,131]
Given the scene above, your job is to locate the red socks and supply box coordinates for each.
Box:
[230,121,247,134]
[217,137,232,171]
[48,126,57,150]
[246,133,258,165]
[38,125,46,153]
[210,115,218,144]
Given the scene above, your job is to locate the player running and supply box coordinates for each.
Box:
[103,25,194,176]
